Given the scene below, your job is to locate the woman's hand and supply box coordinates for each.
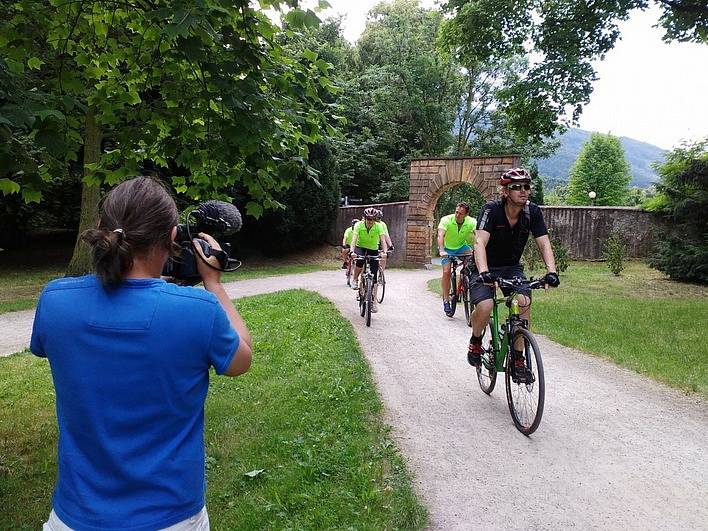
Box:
[193,232,222,288]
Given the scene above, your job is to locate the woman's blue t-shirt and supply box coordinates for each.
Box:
[30,275,239,531]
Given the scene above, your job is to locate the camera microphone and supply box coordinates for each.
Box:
[164,200,243,284]
[191,201,242,236]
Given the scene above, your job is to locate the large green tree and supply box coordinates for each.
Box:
[337,0,463,202]
[645,138,708,284]
[441,0,708,142]
[1,0,335,273]
[567,133,631,205]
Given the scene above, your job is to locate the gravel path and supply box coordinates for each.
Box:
[3,269,707,530]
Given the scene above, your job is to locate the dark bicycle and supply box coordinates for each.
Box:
[474,276,548,435]
[344,254,354,287]
[352,254,382,327]
[445,254,475,326]
[376,249,393,304]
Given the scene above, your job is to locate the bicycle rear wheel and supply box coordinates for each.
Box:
[377,269,386,303]
[505,328,545,435]
[365,279,373,327]
[346,261,352,287]
[476,320,497,395]
[447,269,457,317]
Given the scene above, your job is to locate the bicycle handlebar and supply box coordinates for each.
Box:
[350,254,383,261]
[473,275,547,290]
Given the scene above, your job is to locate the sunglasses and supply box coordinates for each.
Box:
[364,217,376,221]
[507,183,531,191]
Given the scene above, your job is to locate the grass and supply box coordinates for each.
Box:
[0,266,66,314]
[222,262,336,282]
[0,290,426,530]
[428,261,708,398]
[0,263,336,316]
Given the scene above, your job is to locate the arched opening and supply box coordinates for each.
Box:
[431,183,485,256]
[405,156,519,266]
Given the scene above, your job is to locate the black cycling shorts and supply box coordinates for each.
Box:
[354,247,380,280]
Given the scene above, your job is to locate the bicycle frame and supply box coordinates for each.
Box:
[484,278,540,373]
[488,293,521,373]
[447,255,474,296]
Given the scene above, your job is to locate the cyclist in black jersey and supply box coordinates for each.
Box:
[466,168,560,377]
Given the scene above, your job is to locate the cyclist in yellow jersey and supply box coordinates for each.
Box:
[437,201,476,316]
[341,218,359,268]
[350,207,388,312]
[374,209,393,269]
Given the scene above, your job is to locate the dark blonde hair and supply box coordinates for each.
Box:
[82,176,179,288]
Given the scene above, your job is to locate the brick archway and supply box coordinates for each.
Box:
[405,156,520,265]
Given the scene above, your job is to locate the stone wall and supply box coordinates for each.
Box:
[332,203,661,262]
[541,206,661,259]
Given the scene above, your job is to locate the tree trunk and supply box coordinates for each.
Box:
[66,107,102,277]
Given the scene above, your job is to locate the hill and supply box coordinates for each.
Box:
[534,128,667,189]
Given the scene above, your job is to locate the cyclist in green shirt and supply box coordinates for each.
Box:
[350,207,388,312]
[437,201,476,316]
[341,218,359,268]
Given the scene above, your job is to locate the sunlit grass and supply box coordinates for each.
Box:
[0,290,427,530]
[428,261,708,397]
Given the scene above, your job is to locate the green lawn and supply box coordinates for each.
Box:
[0,290,427,530]
[0,266,66,314]
[429,261,708,397]
[0,262,335,315]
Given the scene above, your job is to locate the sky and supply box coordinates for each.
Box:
[311,0,708,150]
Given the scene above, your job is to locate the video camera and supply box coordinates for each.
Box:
[162,200,242,285]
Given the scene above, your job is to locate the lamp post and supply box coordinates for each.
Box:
[588,190,597,206]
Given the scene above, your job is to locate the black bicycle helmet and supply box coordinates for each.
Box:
[499,167,531,185]
[363,207,378,218]
[375,209,383,220]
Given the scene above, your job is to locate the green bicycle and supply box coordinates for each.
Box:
[475,276,547,435]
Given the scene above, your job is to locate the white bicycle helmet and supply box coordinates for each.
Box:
[499,167,531,185]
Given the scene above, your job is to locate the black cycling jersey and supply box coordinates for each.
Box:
[476,199,548,267]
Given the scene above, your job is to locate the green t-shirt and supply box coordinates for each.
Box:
[378,221,389,235]
[438,214,476,250]
[353,220,385,251]
[343,226,354,245]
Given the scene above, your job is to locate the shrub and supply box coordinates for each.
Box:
[522,229,570,273]
[602,230,627,276]
[552,236,570,273]
[236,142,341,254]
[645,138,707,284]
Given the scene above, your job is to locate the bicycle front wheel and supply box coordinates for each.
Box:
[346,263,352,287]
[365,279,373,327]
[505,328,545,435]
[462,276,472,327]
[377,269,386,303]
[476,320,497,395]
[359,284,366,317]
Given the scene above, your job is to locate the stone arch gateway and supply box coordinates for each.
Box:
[405,155,520,266]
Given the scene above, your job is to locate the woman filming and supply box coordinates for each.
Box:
[30,176,252,531]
